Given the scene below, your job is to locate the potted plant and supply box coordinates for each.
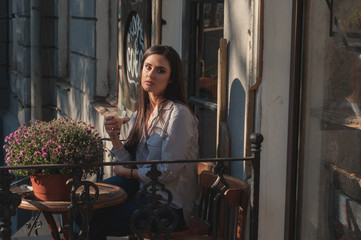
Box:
[3,118,105,201]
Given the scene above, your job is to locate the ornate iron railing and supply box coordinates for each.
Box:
[0,133,263,240]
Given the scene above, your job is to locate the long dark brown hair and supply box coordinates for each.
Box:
[124,45,187,160]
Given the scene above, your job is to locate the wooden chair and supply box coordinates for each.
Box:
[169,170,249,240]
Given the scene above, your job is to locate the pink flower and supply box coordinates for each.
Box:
[34,151,41,156]
[41,147,47,153]
[42,152,48,158]
[20,150,25,156]
[24,133,29,138]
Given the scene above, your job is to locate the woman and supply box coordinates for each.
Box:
[91,45,199,239]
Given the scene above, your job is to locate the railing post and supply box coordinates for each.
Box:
[67,167,99,240]
[0,169,21,240]
[130,163,177,240]
[250,133,263,240]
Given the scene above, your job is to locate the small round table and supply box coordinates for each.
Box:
[12,182,127,240]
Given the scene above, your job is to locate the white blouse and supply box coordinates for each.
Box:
[111,101,199,223]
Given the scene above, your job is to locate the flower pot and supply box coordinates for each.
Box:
[30,174,74,201]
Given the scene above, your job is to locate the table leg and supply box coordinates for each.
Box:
[42,212,61,240]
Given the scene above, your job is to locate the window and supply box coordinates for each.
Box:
[187,0,224,158]
[297,1,361,239]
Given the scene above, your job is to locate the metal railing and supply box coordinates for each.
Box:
[0,133,263,240]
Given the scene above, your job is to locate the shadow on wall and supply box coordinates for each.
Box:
[228,78,246,179]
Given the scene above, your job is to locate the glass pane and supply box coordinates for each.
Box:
[197,107,217,158]
[298,0,361,239]
[193,3,223,159]
[198,3,223,103]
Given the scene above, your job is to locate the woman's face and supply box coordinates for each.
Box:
[141,54,171,97]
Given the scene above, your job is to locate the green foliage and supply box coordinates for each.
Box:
[3,118,104,176]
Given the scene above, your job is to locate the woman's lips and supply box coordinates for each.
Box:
[145,80,153,85]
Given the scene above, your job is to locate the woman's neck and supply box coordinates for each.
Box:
[148,93,165,109]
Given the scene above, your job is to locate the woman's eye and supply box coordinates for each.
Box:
[144,65,151,70]
[157,69,165,73]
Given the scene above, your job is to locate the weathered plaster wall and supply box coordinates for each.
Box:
[257,0,292,239]
[224,0,253,179]
[161,0,184,55]
[57,0,115,177]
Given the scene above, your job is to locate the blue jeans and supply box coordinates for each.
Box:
[89,176,186,240]
[101,175,140,200]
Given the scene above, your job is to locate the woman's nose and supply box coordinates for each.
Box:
[147,68,155,78]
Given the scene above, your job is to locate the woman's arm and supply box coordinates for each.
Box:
[105,112,136,175]
[104,115,126,150]
[113,165,139,179]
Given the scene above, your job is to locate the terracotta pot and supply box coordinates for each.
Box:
[30,174,74,201]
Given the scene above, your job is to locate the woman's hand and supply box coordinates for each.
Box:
[104,116,127,138]
[104,116,129,149]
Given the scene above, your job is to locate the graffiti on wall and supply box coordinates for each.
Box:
[125,13,145,105]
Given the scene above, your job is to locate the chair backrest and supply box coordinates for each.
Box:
[197,171,249,240]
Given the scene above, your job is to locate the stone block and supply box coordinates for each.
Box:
[16,75,31,106]
[41,18,57,45]
[2,97,22,136]
[12,0,30,16]
[0,20,8,42]
[41,48,57,77]
[0,1,8,17]
[9,16,13,41]
[0,67,8,87]
[70,18,96,57]
[16,45,30,77]
[71,0,96,18]
[0,43,7,64]
[17,16,30,46]
[41,0,57,17]
[41,77,56,106]
[57,84,88,121]
[70,53,95,97]
[9,72,17,93]
[0,88,10,113]
[9,42,13,68]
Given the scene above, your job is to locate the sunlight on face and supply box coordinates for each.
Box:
[141,54,171,97]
